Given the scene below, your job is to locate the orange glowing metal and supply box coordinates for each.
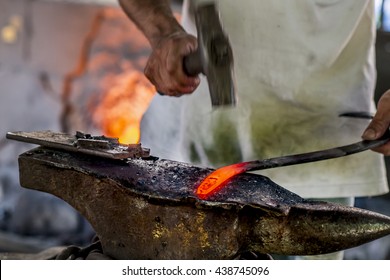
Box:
[196,162,247,199]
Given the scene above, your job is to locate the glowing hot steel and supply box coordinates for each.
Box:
[196,162,248,199]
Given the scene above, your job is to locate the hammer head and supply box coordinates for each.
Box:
[185,3,237,108]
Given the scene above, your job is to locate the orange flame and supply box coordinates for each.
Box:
[92,71,155,144]
[196,163,248,199]
[86,7,156,144]
[87,8,182,144]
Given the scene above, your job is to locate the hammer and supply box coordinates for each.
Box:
[183,3,237,107]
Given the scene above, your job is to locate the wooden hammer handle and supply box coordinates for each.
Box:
[183,49,203,76]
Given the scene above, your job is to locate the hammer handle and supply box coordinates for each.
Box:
[183,49,203,76]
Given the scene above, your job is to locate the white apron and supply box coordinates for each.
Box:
[141,0,388,198]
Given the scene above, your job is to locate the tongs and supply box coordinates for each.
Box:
[196,113,390,199]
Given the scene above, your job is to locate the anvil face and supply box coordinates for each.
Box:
[17,147,390,259]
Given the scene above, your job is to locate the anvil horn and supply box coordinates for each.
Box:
[250,201,390,255]
[15,145,390,259]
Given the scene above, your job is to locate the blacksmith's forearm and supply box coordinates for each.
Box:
[118,0,185,48]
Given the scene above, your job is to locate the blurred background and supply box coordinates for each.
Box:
[0,0,389,259]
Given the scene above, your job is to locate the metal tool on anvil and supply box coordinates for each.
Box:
[197,131,390,199]
[6,130,390,259]
[6,130,150,159]
[183,3,236,107]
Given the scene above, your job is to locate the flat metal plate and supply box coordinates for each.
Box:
[6,130,149,159]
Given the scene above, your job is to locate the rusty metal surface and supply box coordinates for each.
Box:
[16,147,390,259]
[6,130,150,159]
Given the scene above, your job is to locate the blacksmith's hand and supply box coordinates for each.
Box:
[145,31,200,97]
[362,89,390,155]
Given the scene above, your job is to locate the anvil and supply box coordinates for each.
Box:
[7,131,390,259]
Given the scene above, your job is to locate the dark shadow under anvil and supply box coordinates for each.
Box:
[17,147,390,259]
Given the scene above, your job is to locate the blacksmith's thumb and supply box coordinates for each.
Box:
[362,118,388,140]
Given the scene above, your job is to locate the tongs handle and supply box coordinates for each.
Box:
[196,130,390,199]
[244,132,390,172]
